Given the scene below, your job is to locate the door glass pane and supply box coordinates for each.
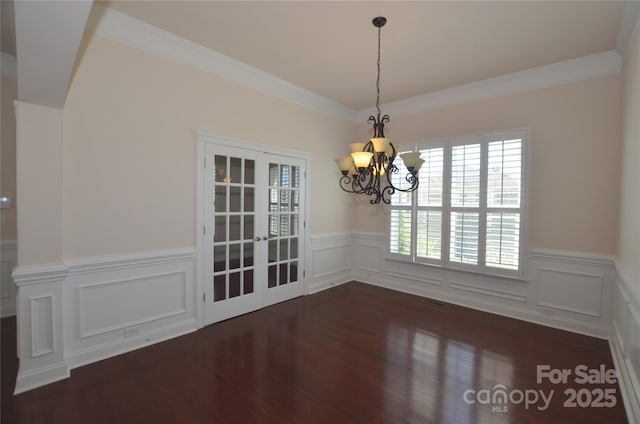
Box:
[290,261,298,283]
[279,263,288,285]
[215,155,227,183]
[244,243,254,267]
[230,187,241,212]
[214,246,226,272]
[280,215,290,236]
[245,188,254,212]
[230,157,242,183]
[213,275,226,301]
[290,238,298,259]
[214,216,226,242]
[268,265,277,288]
[269,214,278,237]
[229,216,241,241]
[245,160,255,185]
[292,166,300,188]
[291,215,299,236]
[215,187,226,213]
[280,165,290,187]
[269,189,278,212]
[229,244,240,270]
[229,272,241,298]
[244,270,254,294]
[279,239,289,261]
[280,190,289,211]
[292,190,300,212]
[269,164,278,186]
[244,215,254,240]
[268,240,277,263]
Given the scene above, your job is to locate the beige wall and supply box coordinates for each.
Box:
[1,74,17,241]
[15,101,64,266]
[63,34,354,258]
[352,75,622,255]
[619,18,640,280]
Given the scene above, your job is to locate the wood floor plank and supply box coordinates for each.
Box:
[1,282,628,423]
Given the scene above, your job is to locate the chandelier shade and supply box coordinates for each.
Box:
[351,151,374,170]
[335,16,420,204]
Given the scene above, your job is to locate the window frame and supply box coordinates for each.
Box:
[387,128,531,280]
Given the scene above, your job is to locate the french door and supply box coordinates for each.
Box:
[203,142,306,325]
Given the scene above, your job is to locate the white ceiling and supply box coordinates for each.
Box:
[97,1,624,110]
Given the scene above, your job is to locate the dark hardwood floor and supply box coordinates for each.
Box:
[1,282,628,423]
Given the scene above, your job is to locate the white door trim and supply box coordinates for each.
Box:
[195,131,311,329]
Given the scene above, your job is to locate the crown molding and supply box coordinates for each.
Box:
[86,5,623,125]
[86,5,355,122]
[1,52,17,78]
[354,50,623,121]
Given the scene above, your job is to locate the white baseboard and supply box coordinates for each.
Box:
[66,319,198,369]
[14,360,69,395]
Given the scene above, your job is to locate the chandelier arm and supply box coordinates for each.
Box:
[338,175,357,194]
[383,165,419,193]
[380,185,395,204]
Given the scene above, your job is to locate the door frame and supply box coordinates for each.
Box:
[195,131,312,329]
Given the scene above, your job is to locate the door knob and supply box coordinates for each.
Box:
[262,236,268,240]
[254,237,261,242]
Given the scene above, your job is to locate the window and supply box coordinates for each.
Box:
[389,129,529,278]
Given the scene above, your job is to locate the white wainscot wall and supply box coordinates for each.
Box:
[12,248,197,393]
[1,240,17,317]
[610,263,640,423]
[63,248,198,369]
[351,232,616,339]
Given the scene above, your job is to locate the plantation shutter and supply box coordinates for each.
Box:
[485,138,523,270]
[389,151,413,257]
[386,129,527,278]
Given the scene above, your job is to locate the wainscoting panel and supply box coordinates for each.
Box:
[64,248,197,369]
[78,271,187,338]
[537,268,604,317]
[352,232,615,339]
[1,240,17,317]
[611,263,640,423]
[308,233,353,294]
[31,296,55,357]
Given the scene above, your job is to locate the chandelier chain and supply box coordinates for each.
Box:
[376,25,382,117]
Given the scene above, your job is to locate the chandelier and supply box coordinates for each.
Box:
[335,16,423,204]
